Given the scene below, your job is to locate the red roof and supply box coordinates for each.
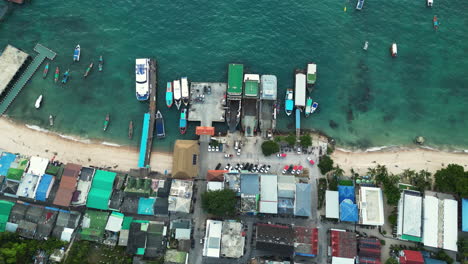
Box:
[53,163,81,207]
[399,251,424,264]
[196,126,215,136]
[206,170,228,182]
[330,230,357,258]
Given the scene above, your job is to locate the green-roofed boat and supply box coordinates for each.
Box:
[242,74,259,137]
[307,63,317,92]
[226,63,244,132]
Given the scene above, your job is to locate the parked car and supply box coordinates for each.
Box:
[296,165,303,175]
[265,165,271,173]
[208,145,212,152]
[276,153,287,158]
[307,157,315,165]
[215,146,219,152]
[292,165,298,174]
[236,148,241,156]
[282,165,289,174]
[215,163,221,170]
[288,165,294,173]
[224,163,231,170]
[297,147,302,154]
[234,141,239,150]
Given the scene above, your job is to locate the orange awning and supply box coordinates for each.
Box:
[196,126,215,136]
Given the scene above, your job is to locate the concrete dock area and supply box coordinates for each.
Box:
[188,82,226,127]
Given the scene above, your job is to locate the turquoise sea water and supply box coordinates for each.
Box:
[0,0,467,152]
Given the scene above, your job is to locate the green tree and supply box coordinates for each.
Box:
[388,212,398,227]
[385,258,398,264]
[435,164,468,197]
[434,250,454,264]
[284,134,296,146]
[274,136,282,143]
[299,134,312,148]
[261,140,279,156]
[318,155,334,175]
[201,189,237,217]
[412,170,431,192]
[334,166,345,178]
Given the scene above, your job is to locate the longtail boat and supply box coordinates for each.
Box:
[62,69,70,84]
[128,121,134,139]
[83,62,93,78]
[98,56,103,72]
[54,67,59,83]
[42,63,49,79]
[103,114,110,131]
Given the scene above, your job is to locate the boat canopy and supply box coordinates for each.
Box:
[286,100,294,111]
[227,64,244,96]
[244,74,260,97]
[307,64,317,84]
[179,118,187,128]
[181,77,189,97]
[295,73,306,107]
[260,75,277,100]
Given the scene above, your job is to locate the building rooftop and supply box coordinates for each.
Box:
[330,229,357,259]
[260,175,277,214]
[16,173,40,199]
[255,223,294,257]
[294,226,318,257]
[277,175,295,199]
[221,221,245,258]
[359,187,384,226]
[295,183,311,217]
[326,190,339,219]
[206,170,228,182]
[398,190,422,241]
[86,170,116,210]
[172,140,199,179]
[203,220,222,258]
[241,173,260,195]
[26,156,49,176]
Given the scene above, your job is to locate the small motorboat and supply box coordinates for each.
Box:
[311,102,319,114]
[356,0,364,10]
[390,43,398,57]
[433,16,439,30]
[98,56,103,72]
[363,41,369,50]
[42,63,49,79]
[305,97,313,117]
[128,120,133,139]
[73,45,80,62]
[427,0,433,7]
[83,62,93,78]
[35,95,43,109]
[179,108,187,134]
[103,114,110,131]
[166,81,173,108]
[285,89,294,116]
[49,115,54,126]
[156,110,166,139]
[54,67,59,83]
[62,69,70,84]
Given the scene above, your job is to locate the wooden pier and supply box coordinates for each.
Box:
[144,59,157,167]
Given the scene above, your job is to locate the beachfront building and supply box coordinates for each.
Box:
[53,163,81,207]
[34,174,55,202]
[0,200,14,232]
[86,170,116,210]
[326,190,340,219]
[16,173,40,199]
[463,198,468,233]
[71,167,95,206]
[26,156,49,176]
[330,229,358,264]
[339,185,358,222]
[397,190,423,242]
[172,140,199,179]
[358,187,384,226]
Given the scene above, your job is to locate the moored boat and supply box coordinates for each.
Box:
[166,81,173,108]
[294,69,306,111]
[173,79,182,110]
[242,74,260,137]
[306,63,317,92]
[42,63,49,79]
[62,69,70,84]
[356,0,364,10]
[73,45,80,62]
[49,115,54,126]
[181,77,189,106]
[226,63,244,132]
[35,95,43,109]
[427,0,433,7]
[128,121,133,139]
[363,41,369,50]
[285,89,294,116]
[305,97,313,117]
[83,62,93,78]
[311,102,319,114]
[135,58,150,101]
[433,16,439,30]
[103,114,110,131]
[156,110,166,139]
[54,67,59,83]
[98,56,103,72]
[390,43,398,57]
[179,108,187,134]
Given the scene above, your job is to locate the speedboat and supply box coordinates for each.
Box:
[173,79,182,110]
[356,0,364,10]
[363,41,369,50]
[433,16,439,30]
[62,69,70,84]
[49,115,54,126]
[73,45,80,62]
[427,0,433,7]
[103,114,110,131]
[179,108,187,134]
[166,81,173,108]
[83,62,93,78]
[311,102,319,114]
[98,56,103,72]
[156,110,166,139]
[285,89,294,116]
[42,63,49,79]
[54,67,60,83]
[35,95,43,109]
[390,43,397,57]
[305,97,313,117]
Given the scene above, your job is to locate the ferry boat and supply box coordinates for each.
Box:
[54,67,59,83]
[226,64,243,132]
[62,69,70,84]
[173,79,182,110]
[103,114,110,131]
[156,110,166,139]
[311,102,319,114]
[242,74,259,137]
[363,41,369,50]
[179,108,187,134]
[128,121,133,139]
[306,63,317,92]
[285,89,294,116]
[166,82,173,108]
[73,45,80,62]
[83,62,93,78]
[259,75,277,135]
[181,77,189,106]
[294,69,306,111]
[135,58,150,101]
[42,63,49,79]
[98,56,103,72]
[49,115,54,126]
[305,97,313,117]
[35,95,43,109]
[433,16,439,30]
[427,0,433,7]
[356,0,364,10]
[390,43,398,57]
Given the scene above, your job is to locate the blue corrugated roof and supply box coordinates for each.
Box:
[138,113,150,168]
[138,197,155,215]
[463,198,468,232]
[340,199,358,222]
[241,174,259,195]
[295,183,311,217]
[35,174,53,201]
[338,185,355,203]
[0,152,16,176]
[424,258,447,264]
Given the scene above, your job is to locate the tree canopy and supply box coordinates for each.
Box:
[368,165,400,205]
[201,189,237,217]
[434,164,468,197]
[261,140,279,156]
[299,135,312,148]
[284,134,296,146]
[318,155,334,175]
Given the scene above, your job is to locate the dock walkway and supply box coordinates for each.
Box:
[296,108,301,139]
[0,44,56,115]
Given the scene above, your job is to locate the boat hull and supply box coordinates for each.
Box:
[73,45,80,62]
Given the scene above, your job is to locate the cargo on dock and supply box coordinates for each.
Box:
[226,64,244,132]
[259,75,277,137]
[242,74,259,137]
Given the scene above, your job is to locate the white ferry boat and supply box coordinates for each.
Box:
[135,58,150,101]
[173,79,182,110]
[181,77,189,106]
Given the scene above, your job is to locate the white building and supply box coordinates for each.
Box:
[397,190,423,242]
[326,191,339,219]
[259,175,278,214]
[203,220,223,258]
[358,187,384,226]
[26,156,49,176]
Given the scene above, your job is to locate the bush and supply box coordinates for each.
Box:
[318,155,334,175]
[435,164,468,197]
[299,134,312,148]
[380,239,386,245]
[261,140,279,156]
[388,212,398,227]
[284,134,296,146]
[201,189,237,217]
[434,250,454,264]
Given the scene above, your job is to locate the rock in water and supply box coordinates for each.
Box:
[415,136,425,144]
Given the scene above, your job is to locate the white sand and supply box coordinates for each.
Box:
[0,117,172,173]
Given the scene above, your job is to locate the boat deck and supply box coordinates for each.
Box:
[188,82,226,127]
[259,99,274,137]
[0,44,56,115]
[242,98,258,137]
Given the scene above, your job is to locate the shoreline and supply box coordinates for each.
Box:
[2,117,468,175]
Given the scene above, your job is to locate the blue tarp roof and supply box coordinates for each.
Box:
[338,185,355,203]
[295,183,311,217]
[0,152,16,176]
[463,198,468,232]
[340,199,358,222]
[424,258,447,264]
[241,174,259,195]
[138,197,155,215]
[35,174,53,202]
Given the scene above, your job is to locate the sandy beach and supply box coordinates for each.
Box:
[0,118,172,173]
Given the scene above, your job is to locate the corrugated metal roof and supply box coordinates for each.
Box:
[260,75,277,100]
[463,198,468,232]
[443,199,458,251]
[422,195,438,248]
[326,191,339,219]
[295,183,311,217]
[86,170,116,210]
[227,64,243,95]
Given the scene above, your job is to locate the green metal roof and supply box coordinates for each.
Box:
[244,80,258,97]
[227,64,243,95]
[0,200,14,232]
[6,168,23,181]
[401,234,422,242]
[80,210,109,242]
[121,216,134,230]
[86,170,116,210]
